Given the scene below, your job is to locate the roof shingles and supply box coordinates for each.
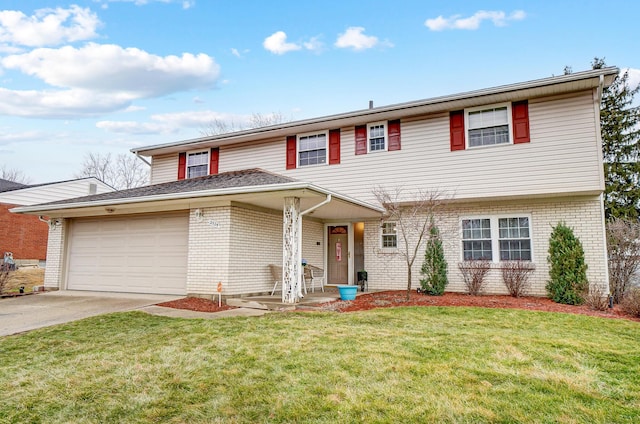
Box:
[41,169,299,206]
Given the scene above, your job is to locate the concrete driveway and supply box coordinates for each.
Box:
[0,291,182,337]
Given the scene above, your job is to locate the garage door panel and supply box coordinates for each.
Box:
[67,213,188,295]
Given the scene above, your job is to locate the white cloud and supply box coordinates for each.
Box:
[263,31,301,55]
[303,36,324,52]
[335,27,384,51]
[0,5,100,47]
[97,110,249,135]
[0,43,220,118]
[2,43,219,97]
[625,67,640,91]
[231,47,241,58]
[425,10,526,31]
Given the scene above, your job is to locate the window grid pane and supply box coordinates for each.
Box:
[462,219,492,261]
[187,152,209,178]
[369,124,386,151]
[298,133,327,166]
[468,106,509,147]
[382,222,397,248]
[498,217,531,261]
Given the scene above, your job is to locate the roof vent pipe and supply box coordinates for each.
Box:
[369,100,374,109]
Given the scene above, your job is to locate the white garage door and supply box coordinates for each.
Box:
[67,213,189,295]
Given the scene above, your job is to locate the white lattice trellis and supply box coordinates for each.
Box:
[282,197,301,303]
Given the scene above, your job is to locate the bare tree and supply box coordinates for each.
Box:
[607,218,640,303]
[75,152,149,190]
[0,165,31,184]
[200,112,289,136]
[373,186,445,300]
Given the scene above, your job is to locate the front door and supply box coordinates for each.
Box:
[327,225,349,284]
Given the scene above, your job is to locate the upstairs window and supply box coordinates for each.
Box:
[187,151,209,178]
[381,222,397,248]
[450,101,529,151]
[467,105,510,147]
[298,132,327,166]
[368,122,387,152]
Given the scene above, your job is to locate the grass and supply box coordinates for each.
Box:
[1,268,44,294]
[0,307,639,423]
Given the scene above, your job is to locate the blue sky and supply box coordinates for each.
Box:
[0,0,638,183]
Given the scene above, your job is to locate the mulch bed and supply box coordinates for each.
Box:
[157,291,639,322]
[157,297,238,312]
[318,291,640,322]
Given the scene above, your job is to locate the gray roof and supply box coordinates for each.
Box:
[41,168,298,206]
[0,178,28,193]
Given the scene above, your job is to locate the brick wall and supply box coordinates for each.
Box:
[0,203,49,260]
[364,195,608,296]
[43,218,66,289]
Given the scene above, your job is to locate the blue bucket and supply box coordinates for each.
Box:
[337,285,358,301]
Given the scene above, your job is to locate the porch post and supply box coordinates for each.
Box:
[282,197,301,303]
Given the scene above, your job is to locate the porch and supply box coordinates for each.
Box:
[226,286,368,311]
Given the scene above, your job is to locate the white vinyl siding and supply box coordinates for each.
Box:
[150,153,178,184]
[66,214,188,295]
[0,179,113,206]
[178,91,602,203]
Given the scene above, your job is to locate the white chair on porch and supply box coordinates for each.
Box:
[270,264,309,296]
[307,265,325,293]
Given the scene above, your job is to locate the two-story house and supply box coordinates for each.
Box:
[14,67,617,302]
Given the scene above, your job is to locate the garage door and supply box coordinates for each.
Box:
[66,213,189,295]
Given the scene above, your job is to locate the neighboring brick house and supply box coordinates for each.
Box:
[15,68,617,301]
[1,178,113,264]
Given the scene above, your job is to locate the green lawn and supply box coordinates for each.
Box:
[0,307,638,423]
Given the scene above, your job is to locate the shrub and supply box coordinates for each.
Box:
[0,268,10,295]
[546,222,589,305]
[621,288,640,318]
[419,225,448,295]
[458,261,491,296]
[606,218,640,303]
[501,261,535,297]
[585,284,610,311]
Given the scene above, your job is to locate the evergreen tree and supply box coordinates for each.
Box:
[546,222,589,305]
[419,224,448,295]
[593,58,640,219]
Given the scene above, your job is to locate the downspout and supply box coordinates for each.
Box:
[296,194,332,299]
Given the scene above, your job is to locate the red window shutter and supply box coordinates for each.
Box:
[329,129,341,164]
[177,152,186,180]
[286,136,297,169]
[209,148,219,175]
[388,119,401,151]
[449,110,465,151]
[512,100,530,144]
[355,125,367,155]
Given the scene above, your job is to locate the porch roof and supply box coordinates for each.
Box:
[11,168,385,221]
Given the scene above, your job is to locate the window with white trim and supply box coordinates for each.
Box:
[461,216,532,262]
[368,122,387,152]
[498,217,532,260]
[187,151,209,178]
[467,104,511,148]
[462,218,493,260]
[381,222,397,248]
[298,132,327,166]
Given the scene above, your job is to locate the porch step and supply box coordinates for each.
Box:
[226,297,297,311]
